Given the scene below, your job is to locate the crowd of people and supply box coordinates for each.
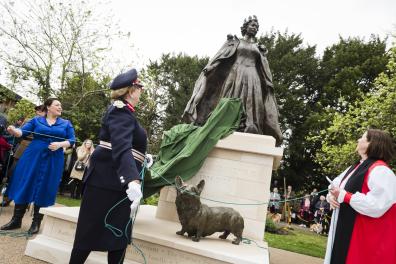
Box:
[0,67,395,264]
[268,184,331,234]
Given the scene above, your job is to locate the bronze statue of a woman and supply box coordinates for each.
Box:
[183,15,282,146]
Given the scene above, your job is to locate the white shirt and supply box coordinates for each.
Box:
[324,164,396,264]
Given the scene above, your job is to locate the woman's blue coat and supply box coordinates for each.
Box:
[8,116,75,207]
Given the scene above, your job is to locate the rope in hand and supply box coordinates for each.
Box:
[104,159,148,264]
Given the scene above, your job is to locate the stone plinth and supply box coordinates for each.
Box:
[25,132,282,263]
[156,132,283,241]
[25,206,269,264]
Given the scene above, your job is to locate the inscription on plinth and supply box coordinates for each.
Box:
[126,239,227,264]
[155,132,283,241]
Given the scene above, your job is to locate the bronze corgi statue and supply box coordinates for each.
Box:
[174,176,244,245]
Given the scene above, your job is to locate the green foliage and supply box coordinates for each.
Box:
[134,69,169,153]
[265,216,280,234]
[143,193,159,206]
[56,195,81,207]
[57,73,111,144]
[258,32,387,190]
[6,99,35,124]
[314,46,396,176]
[0,85,20,102]
[265,229,327,258]
[146,53,209,132]
[258,31,322,189]
[143,54,208,154]
[319,36,388,111]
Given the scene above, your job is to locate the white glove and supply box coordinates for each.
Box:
[126,181,142,217]
[130,198,141,217]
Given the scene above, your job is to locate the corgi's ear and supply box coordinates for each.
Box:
[175,176,183,188]
[197,179,205,194]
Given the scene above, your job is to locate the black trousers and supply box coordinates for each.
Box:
[69,248,126,264]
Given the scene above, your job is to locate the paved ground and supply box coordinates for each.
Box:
[269,247,323,264]
[0,205,46,264]
[0,204,323,264]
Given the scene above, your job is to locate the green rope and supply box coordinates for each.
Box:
[148,168,329,206]
[241,237,267,249]
[104,161,147,264]
[0,230,32,238]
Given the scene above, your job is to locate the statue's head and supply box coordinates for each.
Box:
[241,15,259,37]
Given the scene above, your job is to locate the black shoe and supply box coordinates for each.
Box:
[27,219,42,234]
[0,204,27,230]
[0,216,22,230]
[28,205,44,234]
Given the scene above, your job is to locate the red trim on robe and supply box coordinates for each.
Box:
[346,160,396,264]
[344,192,353,204]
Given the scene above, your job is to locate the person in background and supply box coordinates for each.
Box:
[14,116,25,128]
[282,185,295,225]
[70,68,147,264]
[1,104,47,207]
[0,125,12,184]
[34,105,46,117]
[325,129,396,264]
[0,98,75,234]
[299,194,312,227]
[309,188,319,214]
[269,187,281,213]
[69,139,94,199]
[59,145,74,196]
[314,195,330,223]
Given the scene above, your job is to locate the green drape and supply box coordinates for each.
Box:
[143,98,243,198]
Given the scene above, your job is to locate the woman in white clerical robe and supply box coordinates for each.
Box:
[325,129,396,264]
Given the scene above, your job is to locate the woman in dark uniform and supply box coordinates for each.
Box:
[69,69,147,264]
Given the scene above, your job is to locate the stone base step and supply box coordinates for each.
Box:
[25,205,269,264]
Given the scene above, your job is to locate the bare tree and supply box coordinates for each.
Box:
[0,0,132,101]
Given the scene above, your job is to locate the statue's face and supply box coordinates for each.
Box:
[246,20,259,37]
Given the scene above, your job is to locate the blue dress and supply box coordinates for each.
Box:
[8,116,75,207]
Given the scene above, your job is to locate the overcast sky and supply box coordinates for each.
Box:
[111,0,396,68]
[1,0,395,101]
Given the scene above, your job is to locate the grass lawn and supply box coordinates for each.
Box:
[56,195,81,207]
[265,228,327,258]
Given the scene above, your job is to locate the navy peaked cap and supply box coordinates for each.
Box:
[109,68,144,90]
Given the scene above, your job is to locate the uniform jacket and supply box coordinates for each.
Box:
[83,102,147,191]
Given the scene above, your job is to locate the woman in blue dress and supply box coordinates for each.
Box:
[1,98,75,234]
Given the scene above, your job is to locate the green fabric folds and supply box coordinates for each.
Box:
[143,98,243,198]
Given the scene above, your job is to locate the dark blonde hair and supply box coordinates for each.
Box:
[366,129,395,162]
[110,85,140,100]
